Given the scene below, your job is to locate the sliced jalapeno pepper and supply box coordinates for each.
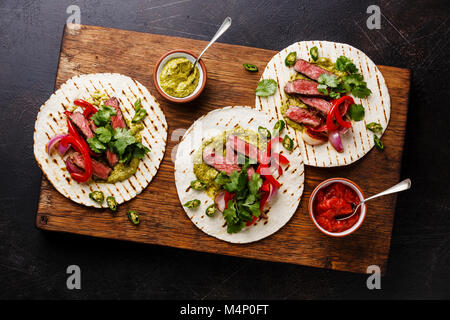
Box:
[134,98,142,111]
[285,52,297,67]
[132,108,147,123]
[282,135,294,151]
[190,179,207,190]
[374,135,384,151]
[273,120,285,136]
[106,196,117,211]
[310,46,319,62]
[89,191,104,204]
[366,122,383,133]
[205,204,216,217]
[258,126,271,140]
[243,63,258,72]
[127,210,140,225]
[184,199,201,209]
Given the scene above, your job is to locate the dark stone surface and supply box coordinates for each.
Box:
[0,0,449,299]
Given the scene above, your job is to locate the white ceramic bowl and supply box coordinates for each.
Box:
[308,178,367,237]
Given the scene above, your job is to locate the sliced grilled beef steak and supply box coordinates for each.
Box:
[69,112,94,139]
[297,96,332,115]
[285,106,322,127]
[294,59,333,81]
[284,79,325,96]
[89,119,98,133]
[105,97,126,129]
[71,152,112,180]
[203,148,241,175]
[106,150,119,167]
[227,134,268,164]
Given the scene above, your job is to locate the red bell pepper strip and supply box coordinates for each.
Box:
[266,137,283,157]
[257,164,281,189]
[271,152,289,165]
[260,191,270,211]
[224,191,234,209]
[332,96,353,128]
[246,215,258,227]
[335,95,354,117]
[59,135,93,183]
[271,158,283,176]
[327,96,354,131]
[74,99,98,119]
[260,179,270,192]
[326,103,340,131]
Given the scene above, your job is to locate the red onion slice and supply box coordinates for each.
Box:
[266,183,278,204]
[329,131,344,153]
[46,134,69,154]
[214,191,226,213]
[57,142,71,156]
[65,157,84,174]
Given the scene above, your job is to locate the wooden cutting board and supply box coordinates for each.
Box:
[36,25,410,274]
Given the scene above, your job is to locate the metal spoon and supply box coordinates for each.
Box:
[189,17,232,74]
[336,178,412,221]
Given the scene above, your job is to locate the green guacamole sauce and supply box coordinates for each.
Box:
[160,57,199,98]
[193,128,263,199]
[106,123,144,183]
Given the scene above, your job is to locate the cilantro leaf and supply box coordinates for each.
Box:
[341,74,372,98]
[248,173,263,195]
[351,85,372,99]
[215,171,230,186]
[329,90,341,99]
[132,142,150,159]
[236,203,254,222]
[317,84,329,95]
[90,105,117,126]
[241,200,260,218]
[318,73,340,88]
[224,170,248,193]
[95,125,113,143]
[348,104,365,121]
[119,148,133,164]
[86,136,107,153]
[255,79,277,97]
[335,56,358,74]
[223,200,246,233]
[111,128,136,156]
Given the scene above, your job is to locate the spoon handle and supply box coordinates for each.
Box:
[197,17,232,61]
[363,178,411,203]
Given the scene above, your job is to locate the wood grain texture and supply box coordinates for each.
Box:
[36,25,410,274]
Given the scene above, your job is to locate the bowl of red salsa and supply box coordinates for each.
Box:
[309,178,366,237]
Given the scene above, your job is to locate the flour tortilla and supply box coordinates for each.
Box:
[174,106,304,243]
[255,41,391,167]
[33,73,167,207]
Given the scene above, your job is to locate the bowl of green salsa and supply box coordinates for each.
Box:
[153,50,207,103]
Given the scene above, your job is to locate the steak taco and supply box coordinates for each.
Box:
[255,41,391,167]
[174,106,304,243]
[33,73,167,207]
